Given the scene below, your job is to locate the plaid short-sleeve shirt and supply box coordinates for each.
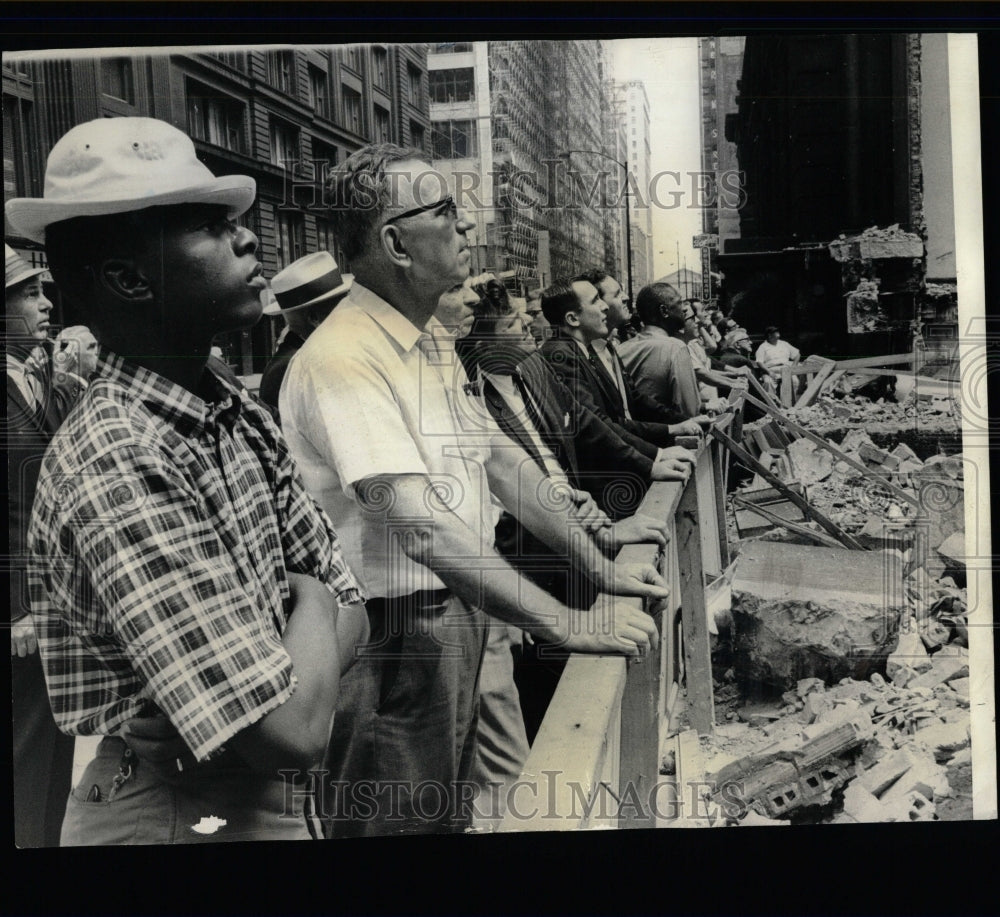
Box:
[27,349,365,762]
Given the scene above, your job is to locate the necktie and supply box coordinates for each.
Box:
[607,342,634,421]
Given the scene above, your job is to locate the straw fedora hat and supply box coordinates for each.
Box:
[5,117,256,244]
[264,251,353,316]
[5,243,50,289]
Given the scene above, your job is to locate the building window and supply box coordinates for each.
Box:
[308,65,329,118]
[429,67,474,103]
[4,57,29,77]
[410,121,425,151]
[432,42,473,53]
[276,210,305,271]
[101,57,135,103]
[270,118,300,168]
[431,119,477,159]
[316,218,347,272]
[342,87,362,135]
[186,81,246,154]
[407,65,422,106]
[310,140,337,187]
[210,50,247,72]
[3,95,35,199]
[268,51,295,96]
[373,106,391,144]
[372,47,389,90]
[345,45,362,74]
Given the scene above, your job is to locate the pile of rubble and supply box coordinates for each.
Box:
[693,386,974,824]
[734,406,965,560]
[687,542,971,823]
[695,644,971,824]
[779,391,961,438]
[829,224,925,263]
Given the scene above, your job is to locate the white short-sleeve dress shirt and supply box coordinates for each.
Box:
[280,283,501,599]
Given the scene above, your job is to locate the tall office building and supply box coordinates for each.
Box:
[621,79,653,289]
[427,39,624,293]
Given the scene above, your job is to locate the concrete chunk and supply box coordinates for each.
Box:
[886,618,933,686]
[859,442,892,466]
[908,647,969,689]
[886,789,936,822]
[913,719,971,761]
[935,532,965,565]
[858,748,920,797]
[842,783,890,822]
[880,755,951,803]
[891,443,921,464]
[731,542,905,690]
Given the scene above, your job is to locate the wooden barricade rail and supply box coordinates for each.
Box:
[498,422,732,832]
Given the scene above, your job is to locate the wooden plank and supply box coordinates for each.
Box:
[824,369,846,393]
[780,365,794,407]
[747,370,782,412]
[497,655,627,832]
[617,596,665,829]
[675,475,715,735]
[710,427,867,550]
[670,729,713,828]
[838,366,919,378]
[751,428,771,456]
[695,448,723,577]
[732,495,846,548]
[829,351,917,371]
[711,438,732,569]
[740,392,921,509]
[795,360,836,407]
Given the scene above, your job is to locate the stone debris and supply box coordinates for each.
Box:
[885,618,933,687]
[758,390,961,440]
[729,541,905,690]
[704,367,974,824]
[699,655,973,824]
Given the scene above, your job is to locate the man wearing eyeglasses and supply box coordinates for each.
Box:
[280,144,666,838]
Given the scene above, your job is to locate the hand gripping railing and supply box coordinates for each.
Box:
[498,419,732,832]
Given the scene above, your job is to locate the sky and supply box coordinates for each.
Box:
[611,36,705,282]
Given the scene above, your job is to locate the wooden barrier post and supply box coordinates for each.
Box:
[676,473,715,735]
[498,442,727,831]
[780,365,794,406]
[616,486,675,829]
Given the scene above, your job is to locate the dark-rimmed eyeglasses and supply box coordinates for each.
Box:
[383,195,458,226]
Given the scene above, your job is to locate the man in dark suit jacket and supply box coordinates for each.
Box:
[459,321,694,741]
[539,279,701,456]
[6,243,95,847]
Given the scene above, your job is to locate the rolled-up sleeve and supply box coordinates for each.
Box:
[43,449,297,762]
[283,349,430,493]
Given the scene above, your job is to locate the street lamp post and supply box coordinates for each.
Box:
[560,149,634,308]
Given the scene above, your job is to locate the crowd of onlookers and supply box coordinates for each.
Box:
[7,117,799,845]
